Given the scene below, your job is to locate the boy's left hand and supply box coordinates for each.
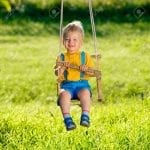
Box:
[79,64,88,72]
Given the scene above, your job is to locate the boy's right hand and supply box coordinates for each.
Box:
[54,66,65,75]
[54,61,70,76]
[61,61,70,68]
[58,66,66,75]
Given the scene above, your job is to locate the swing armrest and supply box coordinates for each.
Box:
[56,61,101,79]
[91,53,101,59]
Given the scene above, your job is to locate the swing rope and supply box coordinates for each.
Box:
[59,0,64,55]
[88,1,98,56]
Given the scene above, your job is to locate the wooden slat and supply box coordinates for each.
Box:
[56,61,101,79]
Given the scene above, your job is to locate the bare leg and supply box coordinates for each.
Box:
[59,91,76,130]
[78,89,91,112]
[59,91,71,116]
[78,89,91,127]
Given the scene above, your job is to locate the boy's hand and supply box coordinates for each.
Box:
[62,61,70,68]
[54,61,70,76]
[54,66,66,75]
[79,64,88,72]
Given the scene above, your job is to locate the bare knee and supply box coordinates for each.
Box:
[59,91,71,103]
[78,89,91,99]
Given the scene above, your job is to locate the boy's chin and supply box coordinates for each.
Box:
[67,49,78,53]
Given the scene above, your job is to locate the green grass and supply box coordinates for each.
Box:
[0,16,150,149]
[0,100,149,149]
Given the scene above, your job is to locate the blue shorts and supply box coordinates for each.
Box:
[57,80,92,105]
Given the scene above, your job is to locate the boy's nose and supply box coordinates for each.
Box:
[69,40,74,44]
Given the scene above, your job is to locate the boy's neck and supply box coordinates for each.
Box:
[67,50,80,54]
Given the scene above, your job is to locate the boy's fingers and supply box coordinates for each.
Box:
[55,66,61,71]
[64,62,70,67]
[80,65,88,71]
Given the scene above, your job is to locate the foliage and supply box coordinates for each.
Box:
[0,0,11,12]
[0,0,149,14]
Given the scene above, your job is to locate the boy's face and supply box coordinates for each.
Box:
[63,31,83,53]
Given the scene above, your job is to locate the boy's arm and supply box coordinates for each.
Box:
[85,53,94,68]
[79,53,95,76]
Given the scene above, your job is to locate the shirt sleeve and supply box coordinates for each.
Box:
[85,53,94,68]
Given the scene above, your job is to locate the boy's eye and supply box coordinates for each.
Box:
[64,38,78,42]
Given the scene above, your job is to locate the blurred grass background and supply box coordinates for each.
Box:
[0,0,150,103]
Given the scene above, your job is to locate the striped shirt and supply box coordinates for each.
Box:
[57,51,94,81]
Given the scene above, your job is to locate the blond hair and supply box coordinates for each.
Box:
[63,21,84,39]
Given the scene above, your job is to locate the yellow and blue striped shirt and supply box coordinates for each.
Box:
[57,51,94,81]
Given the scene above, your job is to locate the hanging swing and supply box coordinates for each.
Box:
[56,0,103,101]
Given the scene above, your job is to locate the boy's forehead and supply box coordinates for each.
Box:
[66,31,82,37]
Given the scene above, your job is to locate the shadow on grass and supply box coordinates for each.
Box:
[0,2,149,36]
